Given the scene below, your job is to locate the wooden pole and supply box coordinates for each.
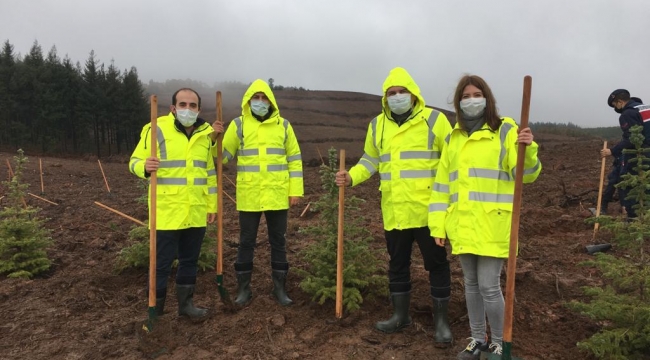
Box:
[299,202,311,217]
[98,159,111,193]
[28,193,58,206]
[216,91,224,281]
[224,173,237,188]
[147,94,158,327]
[335,149,346,318]
[94,201,145,225]
[6,159,27,208]
[224,190,236,205]
[6,159,14,180]
[593,141,608,238]
[214,91,232,305]
[39,158,44,194]
[316,146,324,165]
[502,76,532,360]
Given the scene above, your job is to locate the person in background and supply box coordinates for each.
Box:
[601,90,650,217]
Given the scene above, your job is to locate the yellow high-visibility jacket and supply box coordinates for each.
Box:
[129,113,217,230]
[428,118,542,258]
[349,67,453,230]
[222,79,303,211]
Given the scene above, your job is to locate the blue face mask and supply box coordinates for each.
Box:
[387,93,412,115]
[250,100,270,117]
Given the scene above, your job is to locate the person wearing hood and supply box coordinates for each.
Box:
[221,79,303,307]
[601,89,650,217]
[429,75,541,359]
[129,87,224,319]
[335,67,454,346]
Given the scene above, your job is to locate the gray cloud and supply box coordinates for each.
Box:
[2,0,648,127]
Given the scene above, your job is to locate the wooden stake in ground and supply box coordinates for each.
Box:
[299,202,311,217]
[224,173,237,188]
[6,158,27,208]
[215,91,232,305]
[336,149,346,318]
[94,201,144,225]
[316,146,324,165]
[39,158,44,194]
[6,158,14,180]
[145,94,158,333]
[491,76,532,360]
[593,141,608,239]
[98,159,111,193]
[28,193,58,206]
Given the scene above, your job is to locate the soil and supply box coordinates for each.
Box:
[0,133,616,360]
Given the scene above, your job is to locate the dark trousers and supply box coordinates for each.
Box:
[155,227,206,298]
[385,227,451,298]
[602,165,621,205]
[236,210,288,265]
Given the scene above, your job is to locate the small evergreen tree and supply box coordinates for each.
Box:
[0,150,52,278]
[115,183,217,273]
[296,147,388,313]
[570,125,650,359]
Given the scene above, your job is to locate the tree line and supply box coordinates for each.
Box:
[0,40,149,157]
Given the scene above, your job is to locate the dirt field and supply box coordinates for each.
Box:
[0,93,618,359]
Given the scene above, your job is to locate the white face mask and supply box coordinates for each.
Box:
[250,100,270,117]
[387,93,412,115]
[460,97,486,118]
[175,108,199,127]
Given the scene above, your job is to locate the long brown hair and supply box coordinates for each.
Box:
[453,75,501,131]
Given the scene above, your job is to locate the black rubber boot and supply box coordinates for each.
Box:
[234,262,253,306]
[432,297,453,345]
[176,284,208,318]
[271,262,293,306]
[375,292,412,333]
[155,296,166,316]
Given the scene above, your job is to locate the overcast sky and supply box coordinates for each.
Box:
[1,0,647,127]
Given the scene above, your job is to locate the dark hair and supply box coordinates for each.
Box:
[608,89,630,107]
[172,88,202,109]
[453,75,501,131]
[613,91,631,103]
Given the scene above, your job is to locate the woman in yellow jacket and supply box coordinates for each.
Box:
[336,67,453,346]
[428,75,541,359]
[222,79,303,307]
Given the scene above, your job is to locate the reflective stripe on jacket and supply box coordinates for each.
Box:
[129,113,217,230]
[222,79,303,211]
[428,117,541,258]
[349,67,453,230]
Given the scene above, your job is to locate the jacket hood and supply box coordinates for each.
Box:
[242,79,279,118]
[381,67,425,116]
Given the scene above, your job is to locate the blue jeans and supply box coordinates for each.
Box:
[155,227,206,298]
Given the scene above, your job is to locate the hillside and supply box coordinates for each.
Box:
[154,89,456,162]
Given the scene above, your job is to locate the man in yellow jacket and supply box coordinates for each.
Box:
[222,79,303,307]
[335,67,453,345]
[129,88,223,319]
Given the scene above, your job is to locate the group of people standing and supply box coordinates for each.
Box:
[129,67,542,360]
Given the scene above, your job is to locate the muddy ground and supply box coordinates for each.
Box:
[0,133,619,359]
